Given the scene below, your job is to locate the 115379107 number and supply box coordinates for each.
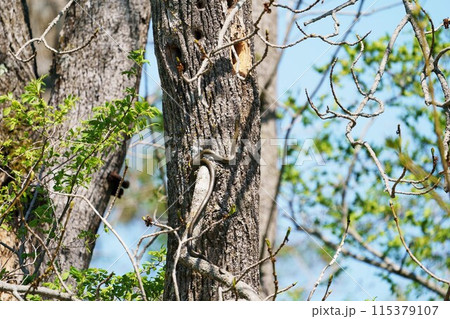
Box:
[371,305,439,316]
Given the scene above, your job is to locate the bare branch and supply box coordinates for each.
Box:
[18,211,72,296]
[179,251,261,301]
[393,179,441,196]
[304,0,359,26]
[402,0,449,100]
[134,227,175,263]
[9,0,98,62]
[434,46,450,68]
[299,2,403,19]
[322,275,334,301]
[296,224,447,297]
[245,31,270,79]
[391,167,407,198]
[273,0,322,15]
[265,239,279,301]
[50,191,148,300]
[236,228,290,289]
[264,282,297,301]
[0,280,77,301]
[307,215,351,301]
[387,149,438,185]
[95,272,114,300]
[389,201,450,285]
[296,13,371,47]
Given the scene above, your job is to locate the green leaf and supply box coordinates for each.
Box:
[3,106,11,116]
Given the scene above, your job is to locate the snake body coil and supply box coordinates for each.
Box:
[186,121,240,260]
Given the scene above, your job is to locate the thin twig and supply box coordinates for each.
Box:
[307,215,351,301]
[263,282,297,301]
[298,2,402,18]
[321,275,334,301]
[265,239,279,301]
[307,15,410,195]
[0,170,35,221]
[152,222,181,301]
[50,191,148,300]
[391,167,407,198]
[232,228,290,290]
[387,149,438,184]
[10,0,98,62]
[19,210,72,296]
[304,0,359,26]
[95,272,114,300]
[296,223,447,297]
[389,201,450,285]
[273,0,321,15]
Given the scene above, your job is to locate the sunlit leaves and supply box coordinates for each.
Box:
[64,248,165,301]
[0,51,164,299]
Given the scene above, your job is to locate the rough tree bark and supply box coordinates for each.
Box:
[252,0,279,297]
[46,0,150,272]
[151,0,261,300]
[0,0,37,300]
[0,0,36,96]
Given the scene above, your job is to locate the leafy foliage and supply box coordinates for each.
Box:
[1,49,159,217]
[67,249,165,301]
[0,49,164,300]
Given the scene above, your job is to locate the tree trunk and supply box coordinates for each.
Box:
[44,0,150,272]
[0,0,36,96]
[252,0,279,297]
[0,0,37,300]
[150,0,261,300]
[26,0,67,85]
